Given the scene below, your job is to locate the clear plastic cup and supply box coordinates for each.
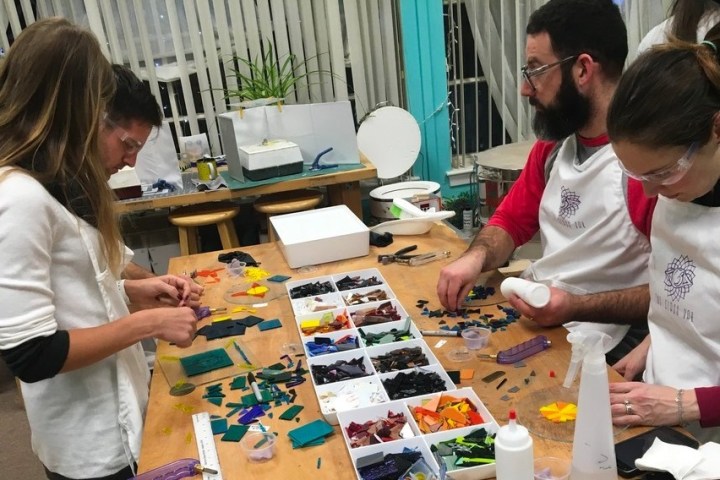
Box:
[461,327,491,350]
[534,456,571,480]
[226,260,246,277]
[240,432,276,462]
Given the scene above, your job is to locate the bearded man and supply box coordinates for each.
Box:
[436,0,655,364]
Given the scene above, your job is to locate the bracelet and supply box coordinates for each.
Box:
[676,388,686,426]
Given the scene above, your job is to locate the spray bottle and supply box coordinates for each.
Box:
[563,330,617,480]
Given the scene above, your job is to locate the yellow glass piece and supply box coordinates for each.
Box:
[247,285,269,296]
[185,432,193,444]
[212,315,232,323]
[539,401,577,423]
[244,267,270,281]
[231,306,257,313]
[160,355,180,362]
[300,319,320,329]
[161,427,172,435]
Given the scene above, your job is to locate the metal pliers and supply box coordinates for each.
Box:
[377,245,418,265]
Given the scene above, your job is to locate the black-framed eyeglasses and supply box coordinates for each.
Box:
[103,113,144,155]
[521,55,578,91]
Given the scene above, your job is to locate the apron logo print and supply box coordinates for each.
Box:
[664,255,695,301]
[558,186,581,219]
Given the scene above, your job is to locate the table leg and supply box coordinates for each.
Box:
[327,181,362,219]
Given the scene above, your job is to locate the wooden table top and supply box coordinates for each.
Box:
[114,155,377,215]
[138,223,647,479]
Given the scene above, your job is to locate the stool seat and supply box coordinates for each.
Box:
[253,189,323,242]
[169,202,240,255]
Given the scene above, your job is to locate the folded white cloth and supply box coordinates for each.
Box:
[636,438,720,480]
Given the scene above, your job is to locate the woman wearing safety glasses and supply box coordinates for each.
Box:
[605,30,720,443]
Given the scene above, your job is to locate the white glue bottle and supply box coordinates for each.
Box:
[500,277,551,308]
[495,409,534,480]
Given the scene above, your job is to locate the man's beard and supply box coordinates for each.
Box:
[530,71,592,141]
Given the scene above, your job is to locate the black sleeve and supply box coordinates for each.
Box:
[0,331,70,383]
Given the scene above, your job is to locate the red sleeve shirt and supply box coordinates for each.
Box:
[696,386,720,427]
[486,136,657,247]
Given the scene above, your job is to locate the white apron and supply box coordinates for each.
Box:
[22,209,149,477]
[524,136,651,352]
[644,196,720,443]
[75,217,150,474]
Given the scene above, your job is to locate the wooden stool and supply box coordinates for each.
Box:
[254,189,323,242]
[169,202,241,255]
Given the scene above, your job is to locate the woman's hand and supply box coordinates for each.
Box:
[147,307,198,347]
[609,381,699,427]
[124,275,204,308]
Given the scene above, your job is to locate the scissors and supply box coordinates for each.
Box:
[377,245,418,265]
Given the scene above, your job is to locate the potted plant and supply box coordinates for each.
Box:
[224,43,319,110]
[444,191,475,230]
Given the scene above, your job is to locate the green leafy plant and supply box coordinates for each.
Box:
[444,191,475,229]
[224,43,316,102]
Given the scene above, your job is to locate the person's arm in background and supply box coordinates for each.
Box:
[121,260,204,308]
[612,334,650,380]
[508,177,657,326]
[437,140,554,311]
[122,261,155,279]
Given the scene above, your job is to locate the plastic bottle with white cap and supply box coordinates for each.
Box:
[494,408,534,480]
[500,277,551,308]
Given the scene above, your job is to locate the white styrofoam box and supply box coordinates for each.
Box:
[238,139,303,170]
[342,284,397,307]
[108,166,141,189]
[337,399,419,450]
[302,328,361,358]
[346,437,438,480]
[307,349,376,387]
[315,376,388,425]
[291,292,344,317]
[378,365,456,402]
[331,268,387,292]
[403,387,497,437]
[347,298,408,327]
[271,205,369,268]
[365,338,440,375]
[286,275,336,300]
[356,318,422,347]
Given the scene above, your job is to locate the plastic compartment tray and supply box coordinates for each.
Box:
[288,271,495,479]
[291,292,344,317]
[342,284,397,307]
[307,349,376,387]
[295,307,353,340]
[315,375,388,425]
[331,268,387,291]
[365,338,440,374]
[378,364,456,401]
[302,328,361,358]
[346,298,407,327]
[337,399,419,450]
[286,275,336,299]
[356,318,422,347]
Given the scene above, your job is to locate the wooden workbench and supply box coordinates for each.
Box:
[138,223,646,479]
[114,155,377,218]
